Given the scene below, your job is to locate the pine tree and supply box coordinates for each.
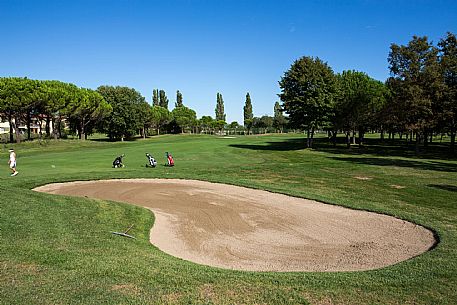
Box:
[159,90,169,110]
[152,89,159,106]
[215,92,226,121]
[175,90,183,108]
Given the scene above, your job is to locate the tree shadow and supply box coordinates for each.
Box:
[329,156,457,172]
[230,137,457,161]
[229,138,308,151]
[427,184,457,192]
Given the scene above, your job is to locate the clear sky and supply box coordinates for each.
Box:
[1,0,456,123]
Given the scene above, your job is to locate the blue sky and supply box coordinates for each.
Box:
[1,0,456,123]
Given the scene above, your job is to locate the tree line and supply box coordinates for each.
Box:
[279,32,457,154]
[0,78,284,142]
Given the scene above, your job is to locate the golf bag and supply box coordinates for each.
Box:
[166,152,174,167]
[113,154,125,168]
[145,153,157,168]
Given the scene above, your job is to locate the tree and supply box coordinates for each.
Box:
[150,105,170,135]
[171,105,196,133]
[97,86,147,141]
[279,56,338,148]
[438,32,457,154]
[175,90,183,108]
[159,90,169,109]
[243,92,253,134]
[273,101,286,133]
[0,77,36,143]
[215,92,226,121]
[152,89,159,106]
[213,120,226,134]
[65,88,112,140]
[388,35,442,153]
[335,71,388,147]
[199,115,214,134]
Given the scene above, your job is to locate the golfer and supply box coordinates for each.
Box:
[8,148,18,176]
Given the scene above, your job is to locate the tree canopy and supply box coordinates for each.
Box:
[279,56,338,147]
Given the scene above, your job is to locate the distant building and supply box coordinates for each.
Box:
[0,116,56,135]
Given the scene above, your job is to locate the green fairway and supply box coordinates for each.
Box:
[1,134,456,304]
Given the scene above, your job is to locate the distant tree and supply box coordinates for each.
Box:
[175,90,183,108]
[215,92,226,121]
[273,101,286,133]
[199,115,214,134]
[254,115,273,134]
[335,70,388,147]
[171,105,196,133]
[97,86,147,141]
[243,92,253,134]
[152,89,159,106]
[159,90,169,109]
[279,56,338,148]
[0,77,36,143]
[388,35,442,153]
[150,105,170,135]
[228,121,241,135]
[213,119,226,134]
[438,32,457,154]
[65,88,112,140]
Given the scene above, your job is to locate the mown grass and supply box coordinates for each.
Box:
[1,134,456,304]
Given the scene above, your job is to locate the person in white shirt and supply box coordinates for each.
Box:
[8,148,18,176]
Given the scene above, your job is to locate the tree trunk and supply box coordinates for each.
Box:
[27,111,31,141]
[346,131,351,148]
[80,119,85,141]
[450,121,456,155]
[332,130,337,147]
[306,129,311,148]
[380,128,384,142]
[45,115,51,137]
[358,128,364,148]
[9,112,14,143]
[424,130,429,148]
[14,115,21,143]
[415,132,421,155]
[309,126,315,148]
[52,118,58,140]
[58,116,62,139]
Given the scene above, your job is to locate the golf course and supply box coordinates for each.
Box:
[1,134,456,304]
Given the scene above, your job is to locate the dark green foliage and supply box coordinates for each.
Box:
[171,105,196,133]
[438,32,457,153]
[96,86,148,141]
[273,101,287,132]
[243,92,253,130]
[215,92,226,122]
[152,89,159,106]
[150,105,170,135]
[279,56,338,147]
[159,90,169,109]
[387,36,442,152]
[335,70,388,146]
[175,90,183,108]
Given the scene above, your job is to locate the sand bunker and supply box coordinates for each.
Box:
[34,179,435,272]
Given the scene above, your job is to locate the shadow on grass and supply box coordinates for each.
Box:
[428,184,457,192]
[329,157,457,172]
[230,137,457,160]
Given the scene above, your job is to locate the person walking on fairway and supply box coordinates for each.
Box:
[8,148,18,176]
